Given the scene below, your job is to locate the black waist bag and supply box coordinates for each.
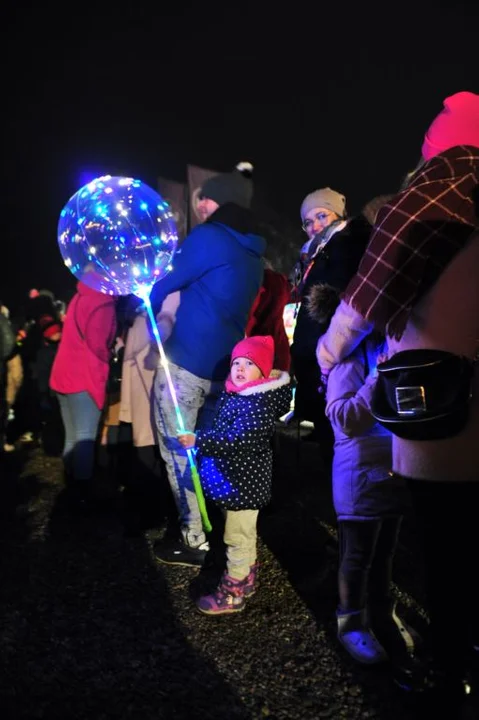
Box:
[371,349,475,441]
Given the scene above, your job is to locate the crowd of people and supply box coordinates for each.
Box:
[1,90,478,717]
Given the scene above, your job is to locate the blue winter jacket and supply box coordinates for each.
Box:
[149,206,266,381]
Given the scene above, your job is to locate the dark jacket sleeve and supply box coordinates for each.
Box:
[293,217,372,357]
[315,215,372,293]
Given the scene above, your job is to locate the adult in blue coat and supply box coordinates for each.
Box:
[150,164,266,567]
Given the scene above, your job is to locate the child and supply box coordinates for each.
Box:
[177,335,291,615]
[308,284,419,665]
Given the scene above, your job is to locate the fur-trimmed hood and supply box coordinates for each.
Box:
[235,369,291,396]
[361,194,395,226]
[305,283,341,327]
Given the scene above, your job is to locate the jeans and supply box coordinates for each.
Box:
[57,391,102,481]
[154,362,223,547]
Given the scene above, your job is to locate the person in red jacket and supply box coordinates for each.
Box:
[50,281,117,508]
[245,268,291,372]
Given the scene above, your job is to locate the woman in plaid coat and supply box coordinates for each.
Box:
[316,92,479,712]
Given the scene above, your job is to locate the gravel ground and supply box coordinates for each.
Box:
[0,430,432,720]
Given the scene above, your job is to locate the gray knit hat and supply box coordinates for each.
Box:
[200,162,254,209]
[300,187,346,221]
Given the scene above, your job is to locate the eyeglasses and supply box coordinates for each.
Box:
[302,211,334,233]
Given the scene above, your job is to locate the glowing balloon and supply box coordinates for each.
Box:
[57,175,178,298]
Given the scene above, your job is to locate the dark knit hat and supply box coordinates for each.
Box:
[200,162,254,208]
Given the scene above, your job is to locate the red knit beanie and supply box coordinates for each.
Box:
[231,335,274,378]
[422,91,479,161]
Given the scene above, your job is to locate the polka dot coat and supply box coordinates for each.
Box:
[196,371,292,510]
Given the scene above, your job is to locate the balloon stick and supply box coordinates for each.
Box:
[143,295,212,534]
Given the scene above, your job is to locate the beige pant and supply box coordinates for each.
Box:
[6,355,23,407]
[224,509,259,580]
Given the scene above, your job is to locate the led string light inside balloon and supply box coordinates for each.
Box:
[61,176,177,298]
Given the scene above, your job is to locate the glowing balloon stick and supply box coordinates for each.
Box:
[142,294,212,534]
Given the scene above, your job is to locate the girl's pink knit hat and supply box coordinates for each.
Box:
[422,91,479,161]
[231,335,274,378]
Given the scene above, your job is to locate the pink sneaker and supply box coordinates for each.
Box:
[196,573,246,615]
[243,563,259,597]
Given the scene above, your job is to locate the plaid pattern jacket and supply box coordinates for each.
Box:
[344,146,479,338]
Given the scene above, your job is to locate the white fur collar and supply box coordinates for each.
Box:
[237,371,291,396]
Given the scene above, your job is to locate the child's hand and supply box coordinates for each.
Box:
[177,431,196,448]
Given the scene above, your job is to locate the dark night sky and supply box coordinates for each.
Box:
[2,1,478,311]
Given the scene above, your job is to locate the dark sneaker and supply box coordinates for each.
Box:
[154,538,209,567]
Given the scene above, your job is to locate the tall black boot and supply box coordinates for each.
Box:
[64,476,93,514]
[123,445,174,536]
[61,465,87,512]
[368,516,422,660]
[336,521,388,665]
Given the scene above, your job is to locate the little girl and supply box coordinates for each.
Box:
[177,335,291,615]
[307,284,419,665]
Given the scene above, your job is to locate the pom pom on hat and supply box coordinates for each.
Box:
[231,335,274,378]
[200,161,254,208]
[422,91,479,161]
[235,161,254,177]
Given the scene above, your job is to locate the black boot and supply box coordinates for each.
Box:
[368,517,422,660]
[122,445,175,536]
[64,477,93,514]
[371,599,422,657]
